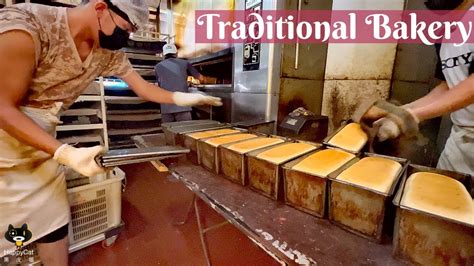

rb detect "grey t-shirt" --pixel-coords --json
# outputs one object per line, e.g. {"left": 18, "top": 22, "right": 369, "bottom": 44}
{"left": 438, "top": 41, "right": 474, "bottom": 128}
{"left": 155, "top": 58, "right": 201, "bottom": 114}
{"left": 435, "top": 7, "right": 474, "bottom": 128}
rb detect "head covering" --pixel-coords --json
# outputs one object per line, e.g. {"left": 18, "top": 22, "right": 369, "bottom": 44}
{"left": 163, "top": 43, "right": 178, "bottom": 56}
{"left": 106, "top": 0, "right": 149, "bottom": 30}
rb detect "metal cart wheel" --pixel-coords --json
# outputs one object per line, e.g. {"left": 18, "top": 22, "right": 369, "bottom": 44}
{"left": 102, "top": 235, "right": 118, "bottom": 248}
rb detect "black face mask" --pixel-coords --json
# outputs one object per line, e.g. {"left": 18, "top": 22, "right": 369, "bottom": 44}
{"left": 425, "top": 0, "right": 464, "bottom": 10}
{"left": 99, "top": 26, "right": 129, "bottom": 50}
{"left": 98, "top": 12, "right": 130, "bottom": 51}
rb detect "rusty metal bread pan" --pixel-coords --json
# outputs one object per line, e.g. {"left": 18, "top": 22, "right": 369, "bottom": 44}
{"left": 326, "top": 153, "right": 408, "bottom": 243}
{"left": 195, "top": 129, "right": 253, "bottom": 169}
{"left": 164, "top": 122, "right": 231, "bottom": 146}
{"left": 282, "top": 146, "right": 352, "bottom": 218}
{"left": 219, "top": 136, "right": 287, "bottom": 186}
{"left": 392, "top": 164, "right": 474, "bottom": 265}
{"left": 323, "top": 120, "right": 368, "bottom": 154}
{"left": 163, "top": 120, "right": 221, "bottom": 145}
{"left": 246, "top": 142, "right": 320, "bottom": 201}
{"left": 167, "top": 123, "right": 234, "bottom": 163}
{"left": 184, "top": 128, "right": 247, "bottom": 160}
{"left": 180, "top": 127, "right": 246, "bottom": 164}
{"left": 197, "top": 133, "right": 260, "bottom": 174}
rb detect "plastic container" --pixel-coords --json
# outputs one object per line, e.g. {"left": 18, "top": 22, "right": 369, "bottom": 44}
{"left": 67, "top": 168, "right": 125, "bottom": 246}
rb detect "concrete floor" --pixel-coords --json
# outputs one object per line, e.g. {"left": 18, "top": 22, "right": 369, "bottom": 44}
{"left": 69, "top": 163, "right": 278, "bottom": 265}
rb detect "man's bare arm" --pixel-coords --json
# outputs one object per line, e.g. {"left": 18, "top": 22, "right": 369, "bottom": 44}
{"left": 404, "top": 81, "right": 449, "bottom": 110}
{"left": 120, "top": 70, "right": 175, "bottom": 103}
{"left": 411, "top": 75, "right": 474, "bottom": 121}
{"left": 0, "top": 31, "right": 62, "bottom": 155}
{"left": 121, "top": 69, "right": 222, "bottom": 107}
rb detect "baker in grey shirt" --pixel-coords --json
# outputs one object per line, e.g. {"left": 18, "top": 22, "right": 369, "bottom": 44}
{"left": 155, "top": 43, "right": 211, "bottom": 122}
{"left": 357, "top": 0, "right": 474, "bottom": 175}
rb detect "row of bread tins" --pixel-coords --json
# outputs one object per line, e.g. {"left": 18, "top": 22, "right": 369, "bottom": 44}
{"left": 182, "top": 123, "right": 473, "bottom": 265}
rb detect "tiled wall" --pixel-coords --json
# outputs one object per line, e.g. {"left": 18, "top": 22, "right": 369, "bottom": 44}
{"left": 321, "top": 0, "right": 405, "bottom": 131}
{"left": 321, "top": 0, "right": 444, "bottom": 166}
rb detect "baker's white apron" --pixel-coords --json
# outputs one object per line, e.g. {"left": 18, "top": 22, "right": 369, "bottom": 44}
{"left": 438, "top": 124, "right": 474, "bottom": 176}
{"left": 0, "top": 104, "right": 70, "bottom": 256}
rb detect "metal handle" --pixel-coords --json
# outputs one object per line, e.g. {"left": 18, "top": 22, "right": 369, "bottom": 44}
{"left": 95, "top": 155, "right": 104, "bottom": 167}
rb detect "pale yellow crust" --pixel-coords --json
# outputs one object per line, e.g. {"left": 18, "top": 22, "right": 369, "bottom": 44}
{"left": 187, "top": 129, "right": 240, "bottom": 140}
{"left": 292, "top": 149, "right": 355, "bottom": 177}
{"left": 227, "top": 138, "right": 285, "bottom": 154}
{"left": 256, "top": 143, "right": 316, "bottom": 164}
{"left": 205, "top": 134, "right": 257, "bottom": 147}
{"left": 328, "top": 123, "right": 368, "bottom": 152}
{"left": 337, "top": 157, "right": 402, "bottom": 193}
{"left": 401, "top": 172, "right": 474, "bottom": 225}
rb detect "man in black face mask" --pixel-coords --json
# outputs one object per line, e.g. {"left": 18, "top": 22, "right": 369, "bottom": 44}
{"left": 96, "top": 1, "right": 132, "bottom": 50}
{"left": 0, "top": 0, "right": 221, "bottom": 264}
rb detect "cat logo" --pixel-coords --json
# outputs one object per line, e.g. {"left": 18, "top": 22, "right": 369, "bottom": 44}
{"left": 4, "top": 224, "right": 32, "bottom": 248}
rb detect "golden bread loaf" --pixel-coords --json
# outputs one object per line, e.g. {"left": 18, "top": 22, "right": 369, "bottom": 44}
{"left": 328, "top": 123, "right": 368, "bottom": 152}
{"left": 401, "top": 172, "right": 474, "bottom": 225}
{"left": 292, "top": 149, "right": 355, "bottom": 177}
{"left": 337, "top": 157, "right": 402, "bottom": 193}
{"left": 256, "top": 143, "right": 315, "bottom": 164}
{"left": 205, "top": 134, "right": 257, "bottom": 147}
{"left": 227, "top": 138, "right": 285, "bottom": 154}
{"left": 188, "top": 128, "right": 240, "bottom": 139}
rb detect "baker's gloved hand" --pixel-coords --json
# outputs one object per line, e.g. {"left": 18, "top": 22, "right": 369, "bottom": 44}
{"left": 173, "top": 92, "right": 223, "bottom": 107}
{"left": 54, "top": 144, "right": 105, "bottom": 178}
{"left": 373, "top": 117, "right": 401, "bottom": 141}
{"left": 372, "top": 107, "right": 420, "bottom": 141}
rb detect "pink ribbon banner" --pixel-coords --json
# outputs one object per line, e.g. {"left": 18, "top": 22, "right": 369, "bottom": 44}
{"left": 195, "top": 10, "right": 474, "bottom": 45}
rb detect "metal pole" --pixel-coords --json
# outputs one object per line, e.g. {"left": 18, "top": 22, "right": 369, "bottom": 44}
{"left": 195, "top": 198, "right": 211, "bottom": 266}
{"left": 99, "top": 77, "right": 109, "bottom": 151}
{"left": 294, "top": 0, "right": 302, "bottom": 69}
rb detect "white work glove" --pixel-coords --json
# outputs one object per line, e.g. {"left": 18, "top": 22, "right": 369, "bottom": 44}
{"left": 173, "top": 92, "right": 223, "bottom": 107}
{"left": 54, "top": 144, "right": 105, "bottom": 178}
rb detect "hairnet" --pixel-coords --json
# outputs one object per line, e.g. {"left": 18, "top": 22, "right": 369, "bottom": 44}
{"left": 110, "top": 0, "right": 149, "bottom": 29}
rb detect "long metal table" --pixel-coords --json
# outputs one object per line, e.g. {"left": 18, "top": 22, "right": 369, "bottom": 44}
{"left": 169, "top": 162, "right": 400, "bottom": 265}
{"left": 134, "top": 135, "right": 401, "bottom": 265}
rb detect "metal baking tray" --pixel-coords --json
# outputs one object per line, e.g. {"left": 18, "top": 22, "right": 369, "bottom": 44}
{"left": 392, "top": 164, "right": 474, "bottom": 265}
{"left": 197, "top": 133, "right": 260, "bottom": 174}
{"left": 231, "top": 120, "right": 275, "bottom": 135}
{"left": 96, "top": 146, "right": 190, "bottom": 167}
{"left": 246, "top": 141, "right": 320, "bottom": 200}
{"left": 281, "top": 147, "right": 356, "bottom": 218}
{"left": 219, "top": 135, "right": 287, "bottom": 186}
{"left": 161, "top": 119, "right": 219, "bottom": 130}
{"left": 162, "top": 120, "right": 227, "bottom": 146}
{"left": 326, "top": 153, "right": 408, "bottom": 242}
{"left": 162, "top": 120, "right": 220, "bottom": 145}
{"left": 323, "top": 121, "right": 368, "bottom": 154}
